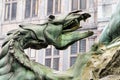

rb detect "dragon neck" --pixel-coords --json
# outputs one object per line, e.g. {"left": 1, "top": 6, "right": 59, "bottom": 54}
{"left": 8, "top": 36, "right": 53, "bottom": 79}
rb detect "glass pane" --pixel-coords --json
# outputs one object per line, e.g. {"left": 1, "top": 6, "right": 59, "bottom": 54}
{"left": 11, "top": 2, "right": 17, "bottom": 20}
{"left": 4, "top": 3, "right": 10, "bottom": 21}
{"left": 47, "top": 0, "right": 53, "bottom": 15}
{"left": 70, "top": 57, "right": 76, "bottom": 67}
{"left": 55, "top": 0, "right": 61, "bottom": 14}
{"left": 45, "top": 58, "right": 51, "bottom": 67}
{"left": 80, "top": 0, "right": 86, "bottom": 9}
{"left": 25, "top": 0, "right": 31, "bottom": 18}
{"left": 53, "top": 58, "right": 59, "bottom": 70}
{"left": 71, "top": 42, "right": 77, "bottom": 54}
{"left": 71, "top": 0, "right": 78, "bottom": 11}
{"left": 45, "top": 48, "right": 51, "bottom": 56}
{"left": 54, "top": 48, "right": 59, "bottom": 56}
{"left": 79, "top": 39, "right": 86, "bottom": 52}
{"left": 32, "top": 0, "right": 38, "bottom": 17}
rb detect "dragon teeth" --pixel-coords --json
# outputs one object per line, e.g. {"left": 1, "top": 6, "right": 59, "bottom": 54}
{"left": 75, "top": 19, "right": 78, "bottom": 23}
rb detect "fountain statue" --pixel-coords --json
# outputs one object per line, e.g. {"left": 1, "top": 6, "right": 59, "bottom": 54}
{"left": 1, "top": 0, "right": 120, "bottom": 79}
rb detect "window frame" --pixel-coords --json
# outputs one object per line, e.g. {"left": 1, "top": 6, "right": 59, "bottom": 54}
{"left": 53, "top": 58, "right": 59, "bottom": 70}
{"left": 71, "top": 42, "right": 78, "bottom": 55}
{"left": 79, "top": 39, "right": 86, "bottom": 52}
{"left": 44, "top": 46, "right": 60, "bottom": 70}
{"left": 71, "top": 0, "right": 87, "bottom": 11}
{"left": 45, "top": 58, "right": 52, "bottom": 67}
{"left": 70, "top": 56, "right": 77, "bottom": 67}
{"left": 69, "top": 39, "right": 87, "bottom": 67}
{"left": 69, "top": 42, "right": 78, "bottom": 67}
{"left": 45, "top": 48, "right": 52, "bottom": 56}
{"left": 53, "top": 47, "right": 59, "bottom": 56}
{"left": 24, "top": 0, "right": 39, "bottom": 19}
{"left": 4, "top": 0, "right": 17, "bottom": 21}
{"left": 46, "top": 0, "right": 61, "bottom": 15}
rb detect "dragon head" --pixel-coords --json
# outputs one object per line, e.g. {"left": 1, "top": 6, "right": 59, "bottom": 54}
{"left": 62, "top": 11, "right": 91, "bottom": 33}
{"left": 47, "top": 10, "right": 91, "bottom": 33}
{"left": 44, "top": 10, "right": 93, "bottom": 49}
{"left": 7, "top": 10, "right": 93, "bottom": 50}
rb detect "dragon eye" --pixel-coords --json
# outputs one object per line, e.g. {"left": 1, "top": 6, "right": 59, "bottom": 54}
{"left": 48, "top": 15, "right": 55, "bottom": 20}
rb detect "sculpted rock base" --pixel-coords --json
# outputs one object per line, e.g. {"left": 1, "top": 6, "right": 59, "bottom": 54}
{"left": 76, "top": 44, "right": 120, "bottom": 80}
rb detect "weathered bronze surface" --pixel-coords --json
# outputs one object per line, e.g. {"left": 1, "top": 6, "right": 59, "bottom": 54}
{"left": 1, "top": 0, "right": 120, "bottom": 79}
{"left": 0, "top": 10, "right": 93, "bottom": 80}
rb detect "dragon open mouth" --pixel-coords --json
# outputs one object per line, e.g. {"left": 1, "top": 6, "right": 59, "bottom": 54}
{"left": 62, "top": 19, "right": 80, "bottom": 33}
{"left": 62, "top": 13, "right": 91, "bottom": 33}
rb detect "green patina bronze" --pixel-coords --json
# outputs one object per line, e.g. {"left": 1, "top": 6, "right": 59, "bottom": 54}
{"left": 0, "top": 10, "right": 93, "bottom": 80}
{"left": 2, "top": 0, "right": 120, "bottom": 78}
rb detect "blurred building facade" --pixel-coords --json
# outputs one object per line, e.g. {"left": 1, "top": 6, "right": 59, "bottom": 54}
{"left": 97, "top": 0, "right": 118, "bottom": 39}
{"left": 0, "top": 0, "right": 118, "bottom": 71}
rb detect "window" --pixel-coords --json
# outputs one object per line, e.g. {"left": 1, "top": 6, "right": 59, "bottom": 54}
{"left": 79, "top": 39, "right": 86, "bottom": 52}
{"left": 70, "top": 42, "right": 78, "bottom": 67}
{"left": 54, "top": 48, "right": 59, "bottom": 56}
{"left": 44, "top": 47, "right": 60, "bottom": 70}
{"left": 70, "top": 57, "right": 77, "bottom": 67}
{"left": 4, "top": 0, "right": 17, "bottom": 21}
{"left": 45, "top": 58, "right": 51, "bottom": 67}
{"left": 47, "top": 0, "right": 61, "bottom": 15}
{"left": 80, "top": 0, "right": 86, "bottom": 9}
{"left": 45, "top": 48, "right": 52, "bottom": 56}
{"left": 71, "top": 42, "right": 77, "bottom": 54}
{"left": 47, "top": 0, "right": 53, "bottom": 15}
{"left": 71, "top": 0, "right": 86, "bottom": 11}
{"left": 71, "top": 0, "right": 78, "bottom": 11}
{"left": 53, "top": 58, "right": 59, "bottom": 70}
{"left": 25, "top": 0, "right": 39, "bottom": 18}
{"left": 55, "top": 0, "right": 61, "bottom": 14}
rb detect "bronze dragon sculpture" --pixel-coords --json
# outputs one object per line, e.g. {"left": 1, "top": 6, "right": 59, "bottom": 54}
{"left": 1, "top": 0, "right": 120, "bottom": 79}
{"left": 0, "top": 10, "right": 93, "bottom": 80}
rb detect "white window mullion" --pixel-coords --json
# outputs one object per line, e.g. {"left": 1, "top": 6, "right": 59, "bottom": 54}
{"left": 58, "top": 0, "right": 60, "bottom": 11}
{"left": 78, "top": 0, "right": 80, "bottom": 10}
{"left": 53, "top": 0, "right": 55, "bottom": 14}
{"left": 30, "top": 0, "right": 33, "bottom": 18}
{"left": 5, "top": 4, "right": 8, "bottom": 20}
{"left": 9, "top": 2, "right": 12, "bottom": 20}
